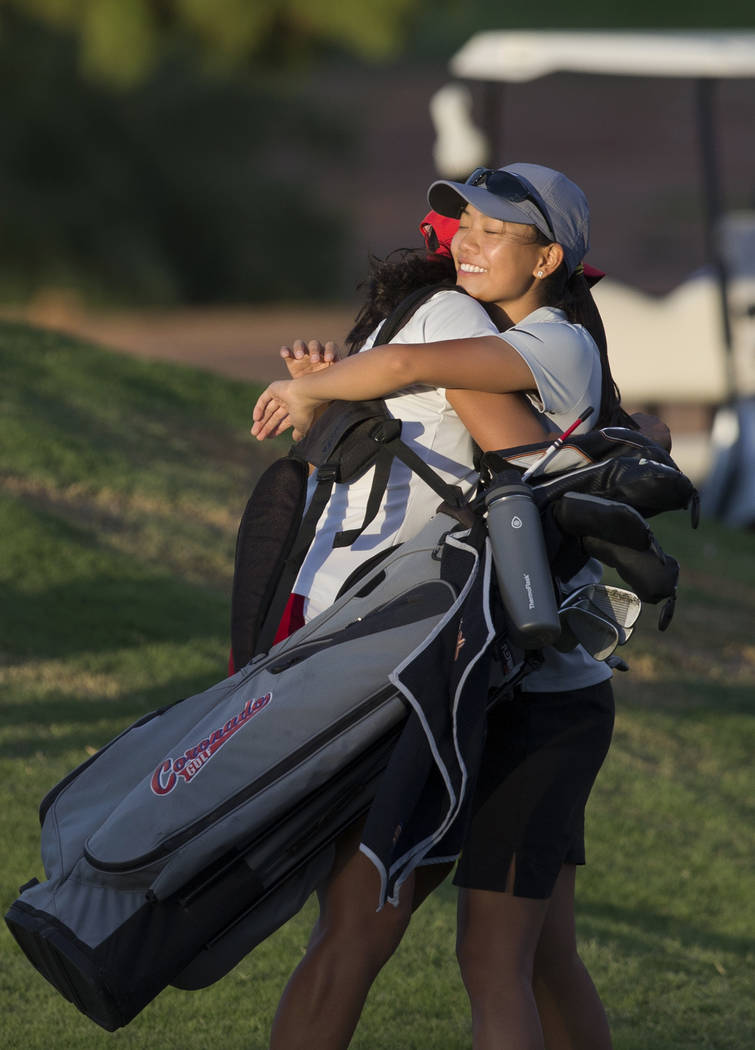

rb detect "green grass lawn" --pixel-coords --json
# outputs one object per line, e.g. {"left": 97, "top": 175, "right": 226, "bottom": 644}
{"left": 1, "top": 321, "right": 753, "bottom": 1049}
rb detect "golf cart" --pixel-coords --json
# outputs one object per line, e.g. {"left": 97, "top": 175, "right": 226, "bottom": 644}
{"left": 434, "top": 30, "right": 755, "bottom": 524}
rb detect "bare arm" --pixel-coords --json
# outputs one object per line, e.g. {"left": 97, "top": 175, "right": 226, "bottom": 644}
{"left": 447, "top": 390, "right": 546, "bottom": 451}
{"left": 252, "top": 335, "right": 535, "bottom": 439}
{"left": 296, "top": 336, "right": 533, "bottom": 400}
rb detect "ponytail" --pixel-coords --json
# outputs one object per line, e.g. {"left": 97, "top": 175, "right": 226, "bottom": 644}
{"left": 543, "top": 264, "right": 638, "bottom": 430}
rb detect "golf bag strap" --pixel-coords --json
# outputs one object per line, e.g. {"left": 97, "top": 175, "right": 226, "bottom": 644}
{"left": 368, "top": 281, "right": 462, "bottom": 349}
{"left": 380, "top": 428, "right": 464, "bottom": 505}
{"left": 333, "top": 446, "right": 395, "bottom": 548}
{"left": 333, "top": 419, "right": 464, "bottom": 548}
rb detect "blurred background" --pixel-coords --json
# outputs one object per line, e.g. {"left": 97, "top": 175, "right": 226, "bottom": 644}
{"left": 1, "top": 1, "right": 754, "bottom": 493}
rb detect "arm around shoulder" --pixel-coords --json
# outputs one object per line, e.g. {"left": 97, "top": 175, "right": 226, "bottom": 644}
{"left": 253, "top": 334, "right": 539, "bottom": 440}
{"left": 323, "top": 334, "right": 536, "bottom": 399}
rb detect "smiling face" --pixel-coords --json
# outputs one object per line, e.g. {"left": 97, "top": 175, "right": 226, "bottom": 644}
{"left": 451, "top": 204, "right": 561, "bottom": 323}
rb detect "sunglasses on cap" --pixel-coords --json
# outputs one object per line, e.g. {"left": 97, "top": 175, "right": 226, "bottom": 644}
{"left": 465, "top": 168, "right": 556, "bottom": 241}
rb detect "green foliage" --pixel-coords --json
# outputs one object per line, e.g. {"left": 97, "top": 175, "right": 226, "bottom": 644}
{"left": 1, "top": 324, "right": 754, "bottom": 1048}
{"left": 0, "top": 10, "right": 351, "bottom": 305}
{"left": 1, "top": 0, "right": 419, "bottom": 84}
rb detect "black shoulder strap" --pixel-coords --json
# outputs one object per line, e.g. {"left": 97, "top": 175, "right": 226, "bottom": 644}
{"left": 332, "top": 418, "right": 464, "bottom": 548}
{"left": 368, "top": 281, "right": 466, "bottom": 351}
{"left": 255, "top": 463, "right": 340, "bottom": 654}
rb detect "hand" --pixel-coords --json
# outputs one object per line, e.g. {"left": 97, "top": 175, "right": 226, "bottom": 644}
{"left": 280, "top": 338, "right": 340, "bottom": 379}
{"left": 252, "top": 380, "right": 320, "bottom": 442}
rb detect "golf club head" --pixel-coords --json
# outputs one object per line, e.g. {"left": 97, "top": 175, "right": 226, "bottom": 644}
{"left": 554, "top": 604, "right": 620, "bottom": 661}
{"left": 616, "top": 623, "right": 634, "bottom": 645}
{"left": 571, "top": 596, "right": 635, "bottom": 642}
{"left": 560, "top": 584, "right": 641, "bottom": 629}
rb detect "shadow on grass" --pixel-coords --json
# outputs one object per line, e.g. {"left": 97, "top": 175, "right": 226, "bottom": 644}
{"left": 3, "top": 490, "right": 233, "bottom": 655}
{"left": 578, "top": 898, "right": 755, "bottom": 961}
{"left": 614, "top": 673, "right": 755, "bottom": 720}
{"left": 1, "top": 572, "right": 229, "bottom": 660}
{"left": 16, "top": 381, "right": 260, "bottom": 489}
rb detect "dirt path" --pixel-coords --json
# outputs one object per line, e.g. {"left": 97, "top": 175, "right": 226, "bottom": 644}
{"left": 4, "top": 301, "right": 357, "bottom": 385}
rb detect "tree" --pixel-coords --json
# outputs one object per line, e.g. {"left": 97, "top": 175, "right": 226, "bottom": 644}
{"left": 0, "top": 8, "right": 356, "bottom": 304}
{"left": 1, "top": 0, "right": 420, "bottom": 86}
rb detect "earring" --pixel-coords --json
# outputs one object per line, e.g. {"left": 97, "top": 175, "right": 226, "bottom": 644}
{"left": 537, "top": 270, "right": 544, "bottom": 278}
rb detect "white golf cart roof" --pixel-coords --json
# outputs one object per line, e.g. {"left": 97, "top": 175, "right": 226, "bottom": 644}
{"left": 449, "top": 29, "right": 755, "bottom": 82}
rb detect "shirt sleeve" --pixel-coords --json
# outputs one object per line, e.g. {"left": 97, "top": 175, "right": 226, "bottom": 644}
{"left": 414, "top": 290, "right": 499, "bottom": 343}
{"left": 361, "top": 290, "right": 497, "bottom": 352}
{"left": 498, "top": 320, "right": 601, "bottom": 418}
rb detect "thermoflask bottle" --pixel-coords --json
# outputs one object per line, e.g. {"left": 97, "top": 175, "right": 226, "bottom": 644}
{"left": 485, "top": 469, "right": 561, "bottom": 649}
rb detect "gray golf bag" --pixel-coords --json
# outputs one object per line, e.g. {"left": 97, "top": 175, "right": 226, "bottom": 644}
{"left": 5, "top": 424, "right": 698, "bottom": 1031}
{"left": 5, "top": 510, "right": 497, "bottom": 1031}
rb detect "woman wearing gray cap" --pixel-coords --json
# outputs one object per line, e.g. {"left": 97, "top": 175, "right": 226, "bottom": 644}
{"left": 255, "top": 164, "right": 619, "bottom": 1050}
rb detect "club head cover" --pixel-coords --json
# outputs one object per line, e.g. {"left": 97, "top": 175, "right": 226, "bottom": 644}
{"left": 532, "top": 457, "right": 698, "bottom": 520}
{"left": 581, "top": 534, "right": 680, "bottom": 604}
{"left": 605, "top": 652, "right": 630, "bottom": 672}
{"left": 551, "top": 492, "right": 652, "bottom": 551}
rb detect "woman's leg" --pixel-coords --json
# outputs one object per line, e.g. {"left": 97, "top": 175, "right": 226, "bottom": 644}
{"left": 269, "top": 825, "right": 410, "bottom": 1050}
{"left": 269, "top": 821, "right": 451, "bottom": 1050}
{"left": 453, "top": 681, "right": 615, "bottom": 1049}
{"left": 456, "top": 871, "right": 550, "bottom": 1050}
{"left": 533, "top": 864, "right": 612, "bottom": 1050}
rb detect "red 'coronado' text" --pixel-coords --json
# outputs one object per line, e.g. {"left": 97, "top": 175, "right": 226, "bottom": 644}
{"left": 150, "top": 692, "right": 272, "bottom": 796}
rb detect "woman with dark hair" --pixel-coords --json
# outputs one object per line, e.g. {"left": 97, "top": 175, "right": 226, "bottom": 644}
{"left": 254, "top": 164, "right": 622, "bottom": 1050}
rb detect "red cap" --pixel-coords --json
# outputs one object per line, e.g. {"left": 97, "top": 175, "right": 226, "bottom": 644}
{"left": 582, "top": 263, "right": 605, "bottom": 287}
{"left": 419, "top": 210, "right": 459, "bottom": 257}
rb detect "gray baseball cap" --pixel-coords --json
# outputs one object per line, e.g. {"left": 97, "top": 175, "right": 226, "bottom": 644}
{"left": 427, "top": 162, "right": 590, "bottom": 275}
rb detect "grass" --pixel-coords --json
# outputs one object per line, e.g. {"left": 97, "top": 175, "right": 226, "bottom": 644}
{"left": 1, "top": 321, "right": 754, "bottom": 1049}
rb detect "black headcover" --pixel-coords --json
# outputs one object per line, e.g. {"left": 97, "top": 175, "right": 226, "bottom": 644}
{"left": 551, "top": 492, "right": 652, "bottom": 551}
{"left": 484, "top": 427, "right": 698, "bottom": 523}
{"left": 548, "top": 490, "right": 679, "bottom": 608}
{"left": 581, "top": 535, "right": 680, "bottom": 606}
{"left": 482, "top": 427, "right": 698, "bottom": 620}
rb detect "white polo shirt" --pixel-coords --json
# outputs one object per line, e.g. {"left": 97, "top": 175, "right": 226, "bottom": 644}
{"left": 295, "top": 289, "right": 497, "bottom": 618}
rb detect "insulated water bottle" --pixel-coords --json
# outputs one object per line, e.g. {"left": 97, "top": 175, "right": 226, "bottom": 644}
{"left": 485, "top": 469, "right": 561, "bottom": 649}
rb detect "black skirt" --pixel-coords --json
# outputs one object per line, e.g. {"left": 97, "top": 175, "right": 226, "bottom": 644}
{"left": 453, "top": 679, "right": 615, "bottom": 899}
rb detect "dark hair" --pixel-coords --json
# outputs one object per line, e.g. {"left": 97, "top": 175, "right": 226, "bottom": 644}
{"left": 345, "top": 250, "right": 456, "bottom": 353}
{"left": 537, "top": 233, "right": 638, "bottom": 430}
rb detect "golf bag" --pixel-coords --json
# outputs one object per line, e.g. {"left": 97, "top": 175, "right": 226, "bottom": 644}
{"left": 5, "top": 509, "right": 495, "bottom": 1031}
{"left": 5, "top": 417, "right": 698, "bottom": 1032}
